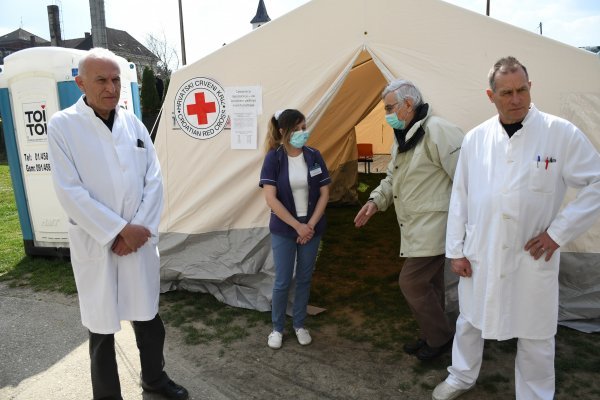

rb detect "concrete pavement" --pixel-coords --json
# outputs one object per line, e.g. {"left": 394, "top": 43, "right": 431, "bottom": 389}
{"left": 0, "top": 283, "right": 225, "bottom": 400}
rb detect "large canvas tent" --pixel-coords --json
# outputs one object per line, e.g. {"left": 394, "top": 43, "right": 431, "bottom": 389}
{"left": 155, "top": 0, "right": 600, "bottom": 329}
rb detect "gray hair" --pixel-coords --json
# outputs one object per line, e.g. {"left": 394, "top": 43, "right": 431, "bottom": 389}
{"left": 78, "top": 47, "right": 120, "bottom": 77}
{"left": 381, "top": 79, "right": 423, "bottom": 107}
{"left": 488, "top": 56, "right": 529, "bottom": 92}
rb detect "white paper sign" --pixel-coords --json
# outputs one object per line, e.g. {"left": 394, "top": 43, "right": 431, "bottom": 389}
{"left": 226, "top": 86, "right": 262, "bottom": 149}
{"left": 231, "top": 113, "right": 257, "bottom": 150}
{"left": 226, "top": 86, "right": 262, "bottom": 115}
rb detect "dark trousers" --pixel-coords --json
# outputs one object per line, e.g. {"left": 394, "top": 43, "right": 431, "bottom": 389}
{"left": 89, "top": 314, "right": 169, "bottom": 400}
{"left": 399, "top": 255, "right": 454, "bottom": 347}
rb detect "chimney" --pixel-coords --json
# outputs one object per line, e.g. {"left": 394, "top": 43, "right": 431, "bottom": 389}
{"left": 89, "top": 0, "right": 108, "bottom": 48}
{"left": 47, "top": 5, "right": 63, "bottom": 47}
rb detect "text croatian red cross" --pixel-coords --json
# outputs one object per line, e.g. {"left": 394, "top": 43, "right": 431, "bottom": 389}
{"left": 187, "top": 92, "right": 216, "bottom": 125}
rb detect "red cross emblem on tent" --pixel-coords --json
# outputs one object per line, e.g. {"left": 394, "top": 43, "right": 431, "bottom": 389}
{"left": 173, "top": 77, "right": 228, "bottom": 140}
{"left": 187, "top": 92, "right": 216, "bottom": 125}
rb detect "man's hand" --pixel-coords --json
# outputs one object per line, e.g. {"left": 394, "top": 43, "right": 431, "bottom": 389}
{"left": 354, "top": 201, "right": 378, "bottom": 227}
{"left": 451, "top": 257, "right": 472, "bottom": 278}
{"left": 524, "top": 232, "right": 559, "bottom": 261}
{"left": 119, "top": 224, "right": 151, "bottom": 252}
{"left": 111, "top": 235, "right": 133, "bottom": 256}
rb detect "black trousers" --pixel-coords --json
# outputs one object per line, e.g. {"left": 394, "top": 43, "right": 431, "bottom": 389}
{"left": 89, "top": 313, "right": 169, "bottom": 400}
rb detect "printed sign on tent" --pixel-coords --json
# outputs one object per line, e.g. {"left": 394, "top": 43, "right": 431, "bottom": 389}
{"left": 230, "top": 113, "right": 258, "bottom": 149}
{"left": 226, "top": 86, "right": 262, "bottom": 115}
{"left": 226, "top": 86, "right": 262, "bottom": 150}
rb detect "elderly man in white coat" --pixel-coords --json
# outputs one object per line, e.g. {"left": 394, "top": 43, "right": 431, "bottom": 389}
{"left": 432, "top": 56, "right": 600, "bottom": 400}
{"left": 48, "top": 48, "right": 188, "bottom": 400}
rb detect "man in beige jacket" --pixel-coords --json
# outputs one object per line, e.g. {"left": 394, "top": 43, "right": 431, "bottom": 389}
{"left": 354, "top": 79, "right": 464, "bottom": 361}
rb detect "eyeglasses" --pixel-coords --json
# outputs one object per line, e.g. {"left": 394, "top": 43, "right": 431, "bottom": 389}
{"left": 384, "top": 102, "right": 399, "bottom": 113}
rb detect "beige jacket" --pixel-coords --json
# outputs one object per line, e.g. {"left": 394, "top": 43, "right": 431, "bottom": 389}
{"left": 370, "top": 107, "right": 464, "bottom": 257}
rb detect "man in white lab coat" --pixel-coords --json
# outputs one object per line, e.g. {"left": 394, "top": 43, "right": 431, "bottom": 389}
{"left": 432, "top": 56, "right": 600, "bottom": 400}
{"left": 48, "top": 48, "right": 188, "bottom": 400}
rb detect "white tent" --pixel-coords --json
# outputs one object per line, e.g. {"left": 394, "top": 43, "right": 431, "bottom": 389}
{"left": 155, "top": 0, "right": 600, "bottom": 328}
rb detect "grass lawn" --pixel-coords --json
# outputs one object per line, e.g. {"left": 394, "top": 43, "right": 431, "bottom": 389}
{"left": 1, "top": 163, "right": 599, "bottom": 398}
{"left": 0, "top": 164, "right": 23, "bottom": 274}
{"left": 0, "top": 164, "right": 75, "bottom": 293}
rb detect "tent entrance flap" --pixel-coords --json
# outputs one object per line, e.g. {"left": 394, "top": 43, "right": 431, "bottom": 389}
{"left": 308, "top": 49, "right": 389, "bottom": 204}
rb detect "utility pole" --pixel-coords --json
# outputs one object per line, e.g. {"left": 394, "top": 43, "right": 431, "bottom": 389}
{"left": 178, "top": 0, "right": 187, "bottom": 65}
{"left": 486, "top": 0, "right": 490, "bottom": 16}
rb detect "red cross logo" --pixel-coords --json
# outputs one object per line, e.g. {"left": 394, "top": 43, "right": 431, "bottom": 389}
{"left": 187, "top": 92, "right": 216, "bottom": 125}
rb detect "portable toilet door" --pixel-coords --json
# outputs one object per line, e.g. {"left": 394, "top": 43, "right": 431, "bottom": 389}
{"left": 0, "top": 47, "right": 140, "bottom": 257}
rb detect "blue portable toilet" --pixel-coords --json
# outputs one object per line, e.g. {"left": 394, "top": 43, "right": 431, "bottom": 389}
{"left": 0, "top": 47, "right": 141, "bottom": 257}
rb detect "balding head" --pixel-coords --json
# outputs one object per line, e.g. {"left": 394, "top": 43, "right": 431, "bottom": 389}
{"left": 75, "top": 48, "right": 121, "bottom": 119}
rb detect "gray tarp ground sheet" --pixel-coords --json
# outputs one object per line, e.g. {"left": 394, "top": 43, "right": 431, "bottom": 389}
{"left": 160, "top": 230, "right": 600, "bottom": 333}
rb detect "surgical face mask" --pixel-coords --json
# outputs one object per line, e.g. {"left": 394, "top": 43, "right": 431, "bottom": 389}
{"left": 290, "top": 130, "right": 310, "bottom": 148}
{"left": 385, "top": 113, "right": 406, "bottom": 130}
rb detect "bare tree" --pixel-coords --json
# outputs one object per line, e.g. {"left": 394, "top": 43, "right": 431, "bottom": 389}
{"left": 145, "top": 31, "right": 179, "bottom": 80}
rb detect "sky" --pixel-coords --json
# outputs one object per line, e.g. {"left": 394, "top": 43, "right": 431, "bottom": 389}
{"left": 1, "top": 0, "right": 599, "bottom": 68}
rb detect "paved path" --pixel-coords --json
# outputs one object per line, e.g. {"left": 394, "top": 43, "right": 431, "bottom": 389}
{"left": 0, "top": 283, "right": 225, "bottom": 400}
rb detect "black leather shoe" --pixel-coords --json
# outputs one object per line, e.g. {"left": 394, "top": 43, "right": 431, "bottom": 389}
{"left": 403, "top": 338, "right": 426, "bottom": 355}
{"left": 141, "top": 379, "right": 189, "bottom": 400}
{"left": 416, "top": 337, "right": 453, "bottom": 361}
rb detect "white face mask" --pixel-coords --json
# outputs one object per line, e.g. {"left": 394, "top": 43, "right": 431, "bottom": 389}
{"left": 290, "top": 130, "right": 310, "bottom": 148}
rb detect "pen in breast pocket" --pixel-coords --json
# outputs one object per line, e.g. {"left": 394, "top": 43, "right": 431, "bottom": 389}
{"left": 537, "top": 155, "right": 540, "bottom": 168}
{"left": 545, "top": 157, "right": 557, "bottom": 170}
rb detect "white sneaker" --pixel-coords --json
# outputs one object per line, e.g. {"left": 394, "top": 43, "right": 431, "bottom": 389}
{"left": 432, "top": 381, "right": 473, "bottom": 400}
{"left": 267, "top": 331, "right": 282, "bottom": 349}
{"left": 294, "top": 327, "right": 312, "bottom": 345}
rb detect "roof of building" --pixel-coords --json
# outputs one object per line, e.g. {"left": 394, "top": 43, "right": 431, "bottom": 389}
{"left": 62, "top": 35, "right": 92, "bottom": 50}
{"left": 250, "top": 0, "right": 271, "bottom": 24}
{"left": 106, "top": 28, "right": 157, "bottom": 59}
{"left": 0, "top": 26, "right": 156, "bottom": 61}
{"left": 0, "top": 28, "right": 50, "bottom": 44}
{"left": 60, "top": 28, "right": 157, "bottom": 60}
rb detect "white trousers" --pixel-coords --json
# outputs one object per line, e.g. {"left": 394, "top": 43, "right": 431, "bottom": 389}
{"left": 445, "top": 314, "right": 555, "bottom": 400}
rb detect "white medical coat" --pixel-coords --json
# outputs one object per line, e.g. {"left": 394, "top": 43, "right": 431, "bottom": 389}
{"left": 48, "top": 97, "right": 163, "bottom": 334}
{"left": 446, "top": 105, "right": 600, "bottom": 340}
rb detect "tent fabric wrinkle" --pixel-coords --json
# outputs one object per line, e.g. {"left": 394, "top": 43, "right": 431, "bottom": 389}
{"left": 159, "top": 229, "right": 274, "bottom": 311}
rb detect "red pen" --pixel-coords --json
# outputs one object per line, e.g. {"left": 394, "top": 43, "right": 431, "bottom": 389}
{"left": 545, "top": 157, "right": 549, "bottom": 170}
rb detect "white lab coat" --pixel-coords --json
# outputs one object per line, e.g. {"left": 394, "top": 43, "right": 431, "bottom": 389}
{"left": 446, "top": 105, "right": 600, "bottom": 340}
{"left": 48, "top": 97, "right": 163, "bottom": 334}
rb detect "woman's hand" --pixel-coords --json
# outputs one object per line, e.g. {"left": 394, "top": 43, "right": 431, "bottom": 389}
{"left": 296, "top": 223, "right": 314, "bottom": 245}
